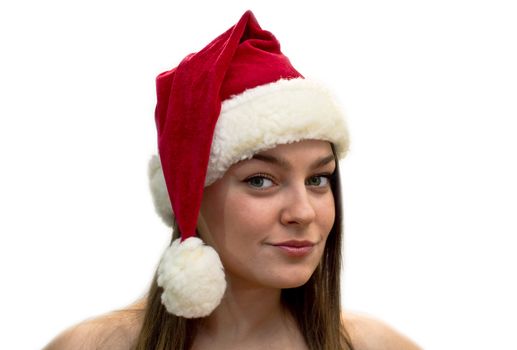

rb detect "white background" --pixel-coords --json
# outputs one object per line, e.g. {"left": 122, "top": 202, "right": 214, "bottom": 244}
{"left": 1, "top": 1, "right": 516, "bottom": 349}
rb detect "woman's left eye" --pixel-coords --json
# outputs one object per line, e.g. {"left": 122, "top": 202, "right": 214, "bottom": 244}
{"left": 306, "top": 175, "right": 330, "bottom": 187}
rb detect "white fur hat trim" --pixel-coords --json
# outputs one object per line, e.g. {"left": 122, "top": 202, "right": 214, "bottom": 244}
{"left": 148, "top": 155, "right": 174, "bottom": 226}
{"left": 148, "top": 78, "right": 349, "bottom": 226}
{"left": 206, "top": 78, "right": 349, "bottom": 185}
{"left": 157, "top": 237, "right": 226, "bottom": 318}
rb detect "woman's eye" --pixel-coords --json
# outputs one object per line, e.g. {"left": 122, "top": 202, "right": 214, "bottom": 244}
{"left": 246, "top": 176, "right": 275, "bottom": 189}
{"left": 306, "top": 175, "right": 330, "bottom": 187}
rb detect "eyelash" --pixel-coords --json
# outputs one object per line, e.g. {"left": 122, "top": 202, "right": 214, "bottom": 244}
{"left": 243, "top": 173, "right": 333, "bottom": 190}
{"left": 244, "top": 173, "right": 276, "bottom": 189}
{"left": 306, "top": 174, "right": 332, "bottom": 187}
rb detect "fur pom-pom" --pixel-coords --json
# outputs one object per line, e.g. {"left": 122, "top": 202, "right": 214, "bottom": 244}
{"left": 148, "top": 155, "right": 174, "bottom": 227}
{"left": 157, "top": 237, "right": 226, "bottom": 318}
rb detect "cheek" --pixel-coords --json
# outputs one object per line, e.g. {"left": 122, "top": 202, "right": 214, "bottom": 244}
{"left": 316, "top": 194, "right": 335, "bottom": 235}
{"left": 203, "top": 190, "right": 278, "bottom": 248}
{"left": 221, "top": 193, "right": 278, "bottom": 239}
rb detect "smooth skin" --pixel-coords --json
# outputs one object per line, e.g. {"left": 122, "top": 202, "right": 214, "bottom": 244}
{"left": 44, "top": 140, "right": 421, "bottom": 350}
{"left": 193, "top": 140, "right": 336, "bottom": 349}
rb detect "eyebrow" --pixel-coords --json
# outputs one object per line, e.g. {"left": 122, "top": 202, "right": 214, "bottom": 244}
{"left": 251, "top": 153, "right": 335, "bottom": 170}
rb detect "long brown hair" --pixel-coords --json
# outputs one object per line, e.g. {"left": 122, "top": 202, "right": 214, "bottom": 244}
{"left": 134, "top": 146, "right": 353, "bottom": 350}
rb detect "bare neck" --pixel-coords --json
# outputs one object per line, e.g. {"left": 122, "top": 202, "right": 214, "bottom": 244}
{"left": 195, "top": 280, "right": 304, "bottom": 348}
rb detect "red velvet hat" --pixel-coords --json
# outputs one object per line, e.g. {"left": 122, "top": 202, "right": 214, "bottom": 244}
{"left": 149, "top": 10, "right": 349, "bottom": 318}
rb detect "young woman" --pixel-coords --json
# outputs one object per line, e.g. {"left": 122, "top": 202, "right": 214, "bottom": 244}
{"left": 45, "top": 10, "right": 421, "bottom": 350}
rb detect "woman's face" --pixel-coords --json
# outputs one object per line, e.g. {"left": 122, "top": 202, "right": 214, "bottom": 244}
{"left": 198, "top": 140, "right": 336, "bottom": 290}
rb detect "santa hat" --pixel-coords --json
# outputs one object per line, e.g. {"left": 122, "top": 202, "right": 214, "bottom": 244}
{"left": 150, "top": 10, "right": 349, "bottom": 318}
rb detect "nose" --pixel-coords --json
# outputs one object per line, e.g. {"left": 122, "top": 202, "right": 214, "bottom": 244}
{"left": 280, "top": 184, "right": 316, "bottom": 226}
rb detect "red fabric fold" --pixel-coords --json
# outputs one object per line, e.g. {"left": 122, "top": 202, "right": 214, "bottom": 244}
{"left": 155, "top": 10, "right": 302, "bottom": 239}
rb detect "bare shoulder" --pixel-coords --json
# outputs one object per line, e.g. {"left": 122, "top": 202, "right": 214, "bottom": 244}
{"left": 43, "top": 300, "right": 145, "bottom": 350}
{"left": 342, "top": 311, "right": 422, "bottom": 350}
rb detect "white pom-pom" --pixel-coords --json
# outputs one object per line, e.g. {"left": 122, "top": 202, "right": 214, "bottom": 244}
{"left": 157, "top": 237, "right": 226, "bottom": 318}
{"left": 148, "top": 155, "right": 174, "bottom": 227}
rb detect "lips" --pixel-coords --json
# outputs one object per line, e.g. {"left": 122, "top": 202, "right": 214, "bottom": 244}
{"left": 272, "top": 240, "right": 315, "bottom": 248}
{"left": 270, "top": 240, "right": 316, "bottom": 257}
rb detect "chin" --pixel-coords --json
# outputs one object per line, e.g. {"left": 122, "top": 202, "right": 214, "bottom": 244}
{"left": 269, "top": 267, "right": 316, "bottom": 289}
{"left": 279, "top": 279, "right": 311, "bottom": 289}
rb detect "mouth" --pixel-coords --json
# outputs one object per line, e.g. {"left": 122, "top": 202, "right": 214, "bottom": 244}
{"left": 269, "top": 240, "right": 316, "bottom": 257}
{"left": 272, "top": 240, "right": 315, "bottom": 248}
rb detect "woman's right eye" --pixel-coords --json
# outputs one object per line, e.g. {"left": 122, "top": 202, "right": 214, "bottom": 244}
{"left": 245, "top": 175, "right": 275, "bottom": 189}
